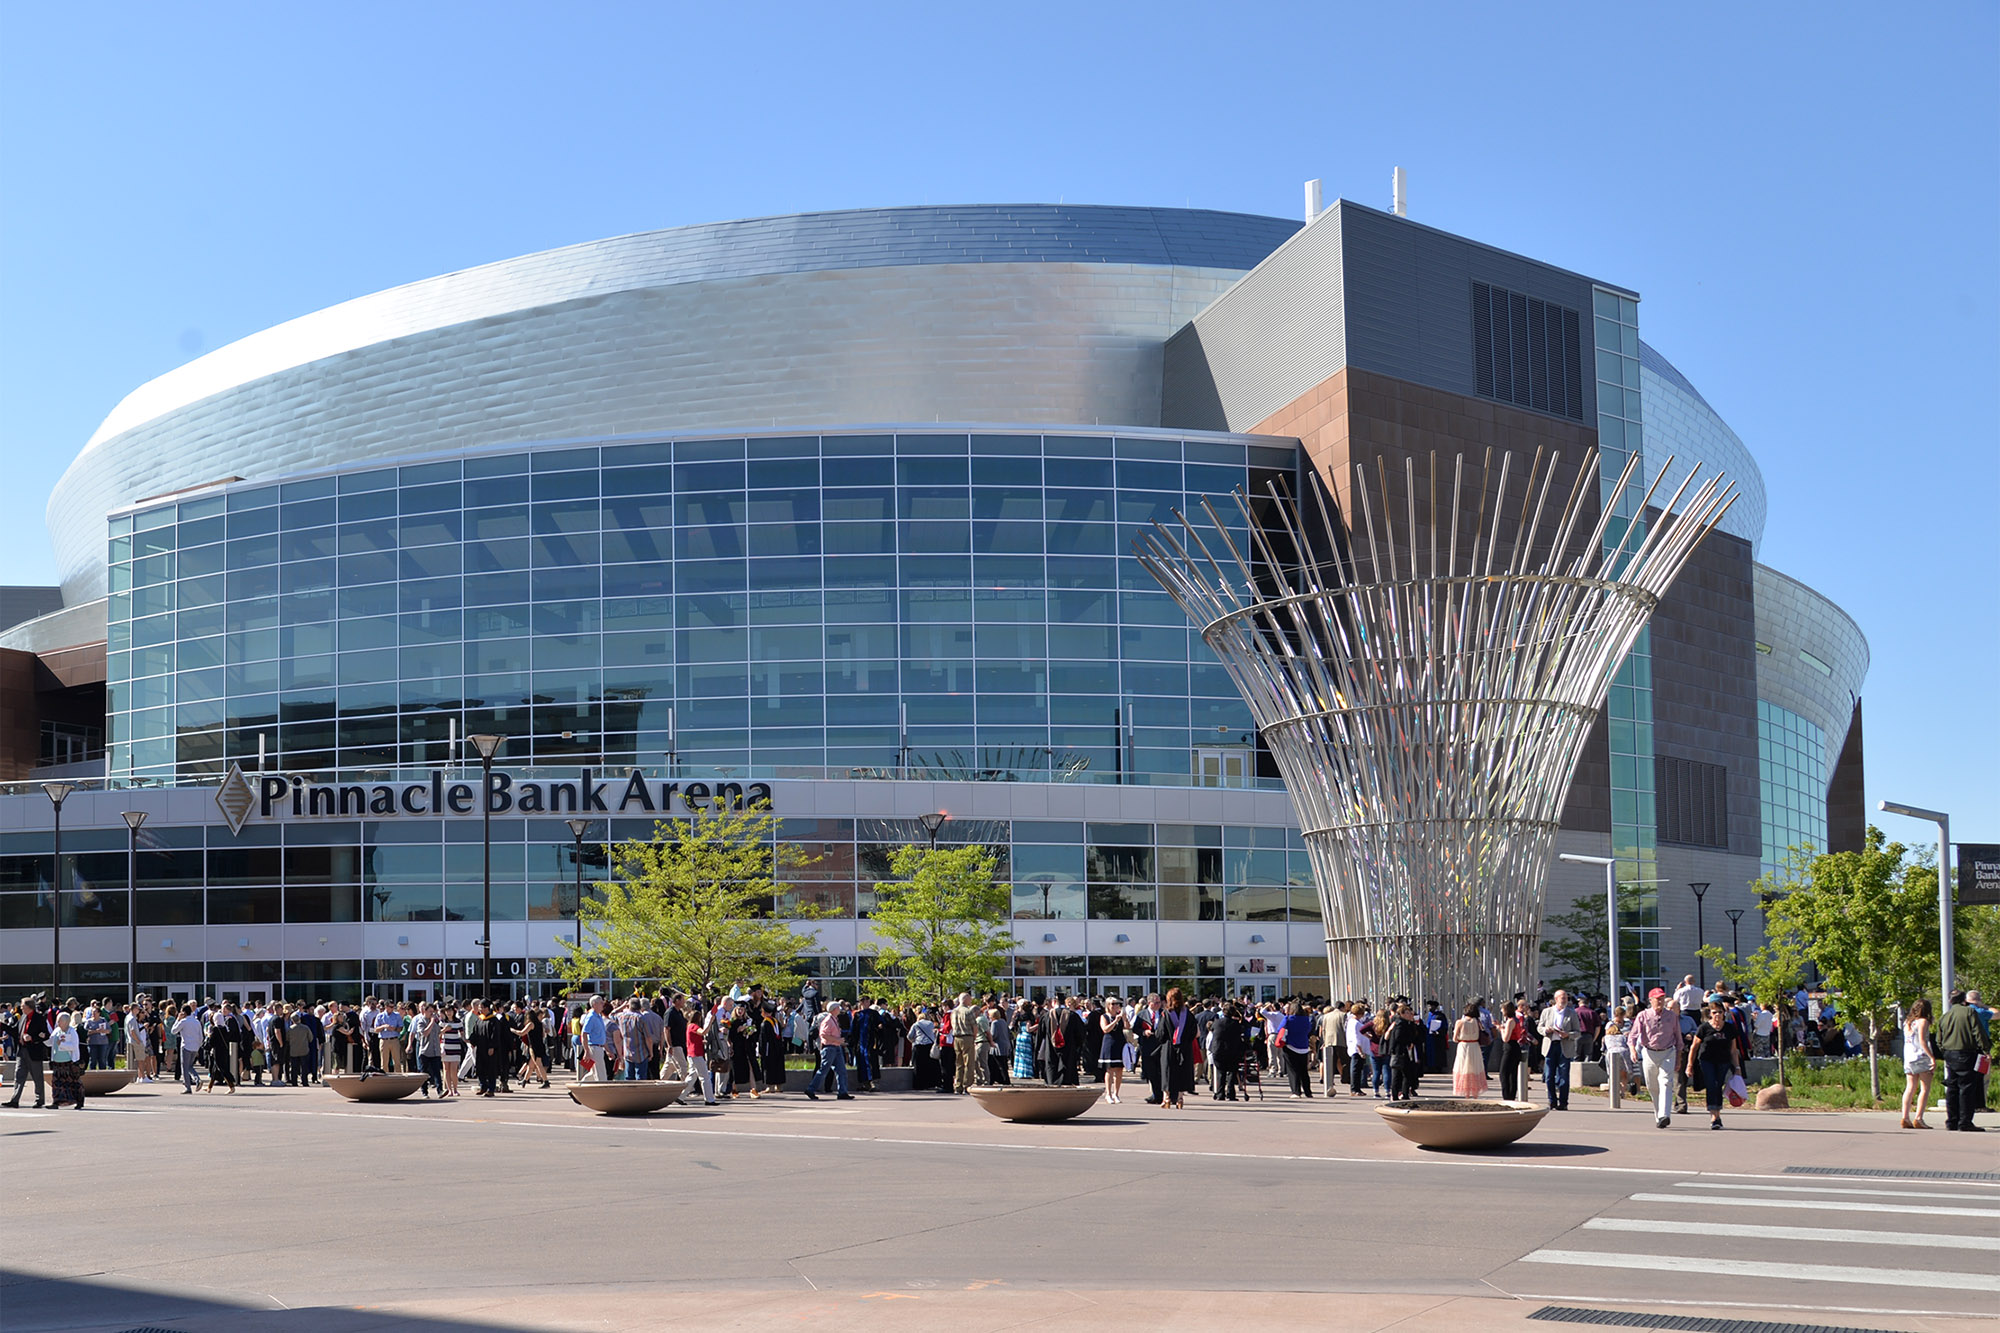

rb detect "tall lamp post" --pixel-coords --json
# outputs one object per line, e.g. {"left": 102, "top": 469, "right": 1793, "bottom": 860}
{"left": 468, "top": 734, "right": 505, "bottom": 1003}
{"left": 1723, "top": 908, "right": 1744, "bottom": 965}
{"left": 1688, "top": 883, "right": 1710, "bottom": 986}
{"left": 42, "top": 782, "right": 76, "bottom": 998}
{"left": 1879, "top": 800, "right": 1953, "bottom": 1000}
{"left": 918, "top": 811, "right": 949, "bottom": 850}
{"left": 566, "top": 817, "right": 594, "bottom": 997}
{"left": 122, "top": 810, "right": 147, "bottom": 1004}
{"left": 1558, "top": 851, "right": 1621, "bottom": 1109}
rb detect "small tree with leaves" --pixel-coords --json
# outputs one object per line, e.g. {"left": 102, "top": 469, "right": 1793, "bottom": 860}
{"left": 867, "top": 844, "right": 1014, "bottom": 1008}
{"left": 1756, "top": 827, "right": 1943, "bottom": 1103}
{"left": 555, "top": 800, "right": 820, "bottom": 997}
{"left": 1698, "top": 859, "right": 1811, "bottom": 1089}
{"left": 1541, "top": 876, "right": 1654, "bottom": 998}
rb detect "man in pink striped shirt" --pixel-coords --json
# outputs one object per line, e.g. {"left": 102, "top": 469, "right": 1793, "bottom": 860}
{"left": 1627, "top": 987, "right": 1684, "bottom": 1128}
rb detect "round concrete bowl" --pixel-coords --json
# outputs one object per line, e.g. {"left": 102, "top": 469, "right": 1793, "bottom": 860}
{"left": 968, "top": 1084, "right": 1104, "bottom": 1123}
{"left": 78, "top": 1069, "right": 141, "bottom": 1096}
{"left": 326, "top": 1073, "right": 430, "bottom": 1103}
{"left": 567, "top": 1079, "right": 691, "bottom": 1116}
{"left": 1375, "top": 1098, "right": 1551, "bottom": 1150}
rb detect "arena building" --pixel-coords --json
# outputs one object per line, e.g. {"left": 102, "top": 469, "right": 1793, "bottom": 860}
{"left": 0, "top": 197, "right": 1867, "bottom": 1006}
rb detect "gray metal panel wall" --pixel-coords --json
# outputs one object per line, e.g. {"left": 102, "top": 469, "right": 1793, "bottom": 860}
{"left": 1161, "top": 200, "right": 1620, "bottom": 434}
{"left": 1337, "top": 204, "right": 1601, "bottom": 424}
{"left": 1161, "top": 209, "right": 1344, "bottom": 432}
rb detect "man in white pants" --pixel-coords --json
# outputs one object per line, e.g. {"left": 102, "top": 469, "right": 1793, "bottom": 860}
{"left": 580, "top": 996, "right": 612, "bottom": 1082}
{"left": 1626, "top": 987, "right": 1683, "bottom": 1128}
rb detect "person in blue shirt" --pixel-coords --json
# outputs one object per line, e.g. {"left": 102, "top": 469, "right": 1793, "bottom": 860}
{"left": 580, "top": 997, "right": 611, "bottom": 1082}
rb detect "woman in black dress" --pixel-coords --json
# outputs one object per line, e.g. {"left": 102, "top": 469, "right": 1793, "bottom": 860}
{"left": 513, "top": 1005, "right": 550, "bottom": 1087}
{"left": 728, "top": 1001, "right": 755, "bottom": 1097}
{"left": 1159, "top": 988, "right": 1198, "bottom": 1110}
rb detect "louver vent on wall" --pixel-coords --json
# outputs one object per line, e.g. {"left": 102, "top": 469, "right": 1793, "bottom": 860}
{"left": 1471, "top": 281, "right": 1585, "bottom": 421}
{"left": 1656, "top": 754, "right": 1729, "bottom": 850}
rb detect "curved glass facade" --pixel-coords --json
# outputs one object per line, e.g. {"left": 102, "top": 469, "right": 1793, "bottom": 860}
{"left": 1757, "top": 698, "right": 1828, "bottom": 878}
{"left": 106, "top": 429, "right": 1298, "bottom": 787}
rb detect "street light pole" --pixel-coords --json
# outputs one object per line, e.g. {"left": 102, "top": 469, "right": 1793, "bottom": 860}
{"left": 42, "top": 782, "right": 75, "bottom": 998}
{"left": 1558, "top": 852, "right": 1621, "bottom": 1111}
{"left": 566, "top": 817, "right": 593, "bottom": 997}
{"left": 1688, "top": 883, "right": 1710, "bottom": 986}
{"left": 1724, "top": 908, "right": 1744, "bottom": 965}
{"left": 122, "top": 810, "right": 148, "bottom": 1004}
{"left": 468, "top": 735, "right": 505, "bottom": 1004}
{"left": 1879, "top": 800, "right": 1953, "bottom": 1000}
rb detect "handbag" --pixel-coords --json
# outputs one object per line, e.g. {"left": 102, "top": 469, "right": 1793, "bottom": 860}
{"left": 1725, "top": 1072, "right": 1747, "bottom": 1108}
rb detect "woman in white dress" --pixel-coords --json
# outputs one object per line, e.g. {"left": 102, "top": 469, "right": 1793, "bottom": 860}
{"left": 1451, "top": 1001, "right": 1488, "bottom": 1098}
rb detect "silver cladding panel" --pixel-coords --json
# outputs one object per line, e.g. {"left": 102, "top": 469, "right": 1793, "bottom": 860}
{"left": 1754, "top": 562, "right": 1870, "bottom": 742}
{"left": 53, "top": 263, "right": 1246, "bottom": 603}
{"left": 1640, "top": 341, "right": 1767, "bottom": 555}
{"left": 51, "top": 205, "right": 1301, "bottom": 604}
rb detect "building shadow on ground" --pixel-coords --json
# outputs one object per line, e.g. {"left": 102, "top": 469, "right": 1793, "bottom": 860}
{"left": 0, "top": 1269, "right": 528, "bottom": 1333}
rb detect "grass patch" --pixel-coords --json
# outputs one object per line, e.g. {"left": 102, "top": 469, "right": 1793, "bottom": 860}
{"left": 1751, "top": 1055, "right": 1999, "bottom": 1111}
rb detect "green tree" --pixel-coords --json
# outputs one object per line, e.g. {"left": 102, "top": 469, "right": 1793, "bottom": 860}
{"left": 1757, "top": 826, "right": 1945, "bottom": 1102}
{"left": 1698, "top": 856, "right": 1812, "bottom": 1089}
{"left": 866, "top": 844, "right": 1014, "bottom": 1008}
{"left": 555, "top": 802, "right": 820, "bottom": 996}
{"left": 1540, "top": 877, "right": 1647, "bottom": 996}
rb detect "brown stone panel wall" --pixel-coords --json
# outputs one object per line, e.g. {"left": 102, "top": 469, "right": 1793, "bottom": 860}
{"left": 1648, "top": 525, "right": 1760, "bottom": 857}
{"left": 0, "top": 648, "right": 40, "bottom": 781}
{"left": 1249, "top": 366, "right": 1613, "bottom": 834}
{"left": 1826, "top": 697, "right": 1866, "bottom": 855}
{"left": 36, "top": 641, "right": 106, "bottom": 690}
{"left": 1252, "top": 367, "right": 1602, "bottom": 582}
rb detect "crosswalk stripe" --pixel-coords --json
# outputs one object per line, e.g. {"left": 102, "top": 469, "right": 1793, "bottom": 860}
{"left": 1674, "top": 1180, "right": 2000, "bottom": 1202}
{"left": 1582, "top": 1217, "right": 2000, "bottom": 1251}
{"left": 1628, "top": 1192, "right": 2000, "bottom": 1219}
{"left": 1523, "top": 1249, "right": 2000, "bottom": 1291}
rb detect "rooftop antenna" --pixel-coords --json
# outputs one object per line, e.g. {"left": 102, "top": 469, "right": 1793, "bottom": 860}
{"left": 1304, "top": 178, "right": 1323, "bottom": 223}
{"left": 1392, "top": 167, "right": 1408, "bottom": 218}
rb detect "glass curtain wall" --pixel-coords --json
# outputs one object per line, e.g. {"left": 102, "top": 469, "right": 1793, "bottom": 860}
{"left": 103, "top": 431, "right": 1289, "bottom": 788}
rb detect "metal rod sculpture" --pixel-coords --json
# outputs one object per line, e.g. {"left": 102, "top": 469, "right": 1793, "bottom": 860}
{"left": 1137, "top": 448, "right": 1735, "bottom": 1007}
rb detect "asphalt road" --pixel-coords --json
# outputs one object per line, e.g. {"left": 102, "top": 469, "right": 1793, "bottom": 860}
{"left": 1, "top": 1078, "right": 1994, "bottom": 1332}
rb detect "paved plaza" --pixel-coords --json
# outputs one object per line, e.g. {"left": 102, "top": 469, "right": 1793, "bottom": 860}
{"left": 2, "top": 1078, "right": 1995, "bottom": 1332}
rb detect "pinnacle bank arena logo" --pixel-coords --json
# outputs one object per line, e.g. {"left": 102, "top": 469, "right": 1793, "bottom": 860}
{"left": 214, "top": 761, "right": 771, "bottom": 831}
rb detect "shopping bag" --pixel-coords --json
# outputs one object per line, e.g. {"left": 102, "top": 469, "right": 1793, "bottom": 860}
{"left": 1725, "top": 1072, "right": 1747, "bottom": 1108}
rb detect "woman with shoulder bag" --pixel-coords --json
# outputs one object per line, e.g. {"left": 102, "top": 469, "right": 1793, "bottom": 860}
{"left": 49, "top": 1011, "right": 86, "bottom": 1109}
{"left": 1899, "top": 998, "right": 1935, "bottom": 1129}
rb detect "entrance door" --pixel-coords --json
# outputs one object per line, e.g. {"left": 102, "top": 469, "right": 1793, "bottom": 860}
{"left": 1195, "top": 747, "right": 1249, "bottom": 788}
{"left": 1090, "top": 980, "right": 1151, "bottom": 1003}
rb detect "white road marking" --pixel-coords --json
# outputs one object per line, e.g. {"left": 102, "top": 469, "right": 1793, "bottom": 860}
{"left": 1522, "top": 1249, "right": 2000, "bottom": 1291}
{"left": 1628, "top": 1192, "right": 2000, "bottom": 1219}
{"left": 1672, "top": 1179, "right": 2000, "bottom": 1202}
{"left": 1582, "top": 1216, "right": 2000, "bottom": 1250}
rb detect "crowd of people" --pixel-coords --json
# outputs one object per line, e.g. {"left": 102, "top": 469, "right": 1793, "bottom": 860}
{"left": 1, "top": 980, "right": 1989, "bottom": 1131}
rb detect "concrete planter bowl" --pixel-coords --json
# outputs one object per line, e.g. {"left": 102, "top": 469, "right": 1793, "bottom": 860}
{"left": 326, "top": 1073, "right": 430, "bottom": 1103}
{"left": 567, "top": 1079, "right": 691, "bottom": 1116}
{"left": 968, "top": 1084, "right": 1104, "bottom": 1123}
{"left": 1375, "top": 1098, "right": 1551, "bottom": 1150}
{"left": 78, "top": 1070, "right": 141, "bottom": 1096}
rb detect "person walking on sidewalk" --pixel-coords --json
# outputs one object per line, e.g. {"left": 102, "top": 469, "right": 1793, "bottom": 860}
{"left": 1685, "top": 1000, "right": 1743, "bottom": 1130}
{"left": 1629, "top": 987, "right": 1684, "bottom": 1128}
{"left": 803, "top": 1000, "right": 853, "bottom": 1101}
{"left": 1539, "top": 990, "right": 1579, "bottom": 1111}
{"left": 1898, "top": 998, "right": 1935, "bottom": 1129}
{"left": 1936, "top": 990, "right": 1986, "bottom": 1132}
{"left": 4, "top": 997, "right": 51, "bottom": 1108}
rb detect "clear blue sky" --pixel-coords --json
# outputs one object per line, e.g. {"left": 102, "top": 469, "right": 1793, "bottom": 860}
{"left": 2, "top": 5, "right": 1994, "bottom": 841}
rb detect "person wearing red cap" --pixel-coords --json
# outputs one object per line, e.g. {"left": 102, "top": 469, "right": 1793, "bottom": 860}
{"left": 1626, "top": 987, "right": 1684, "bottom": 1128}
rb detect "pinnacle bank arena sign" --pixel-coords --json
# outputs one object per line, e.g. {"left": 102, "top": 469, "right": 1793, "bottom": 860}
{"left": 211, "top": 762, "right": 771, "bottom": 835}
